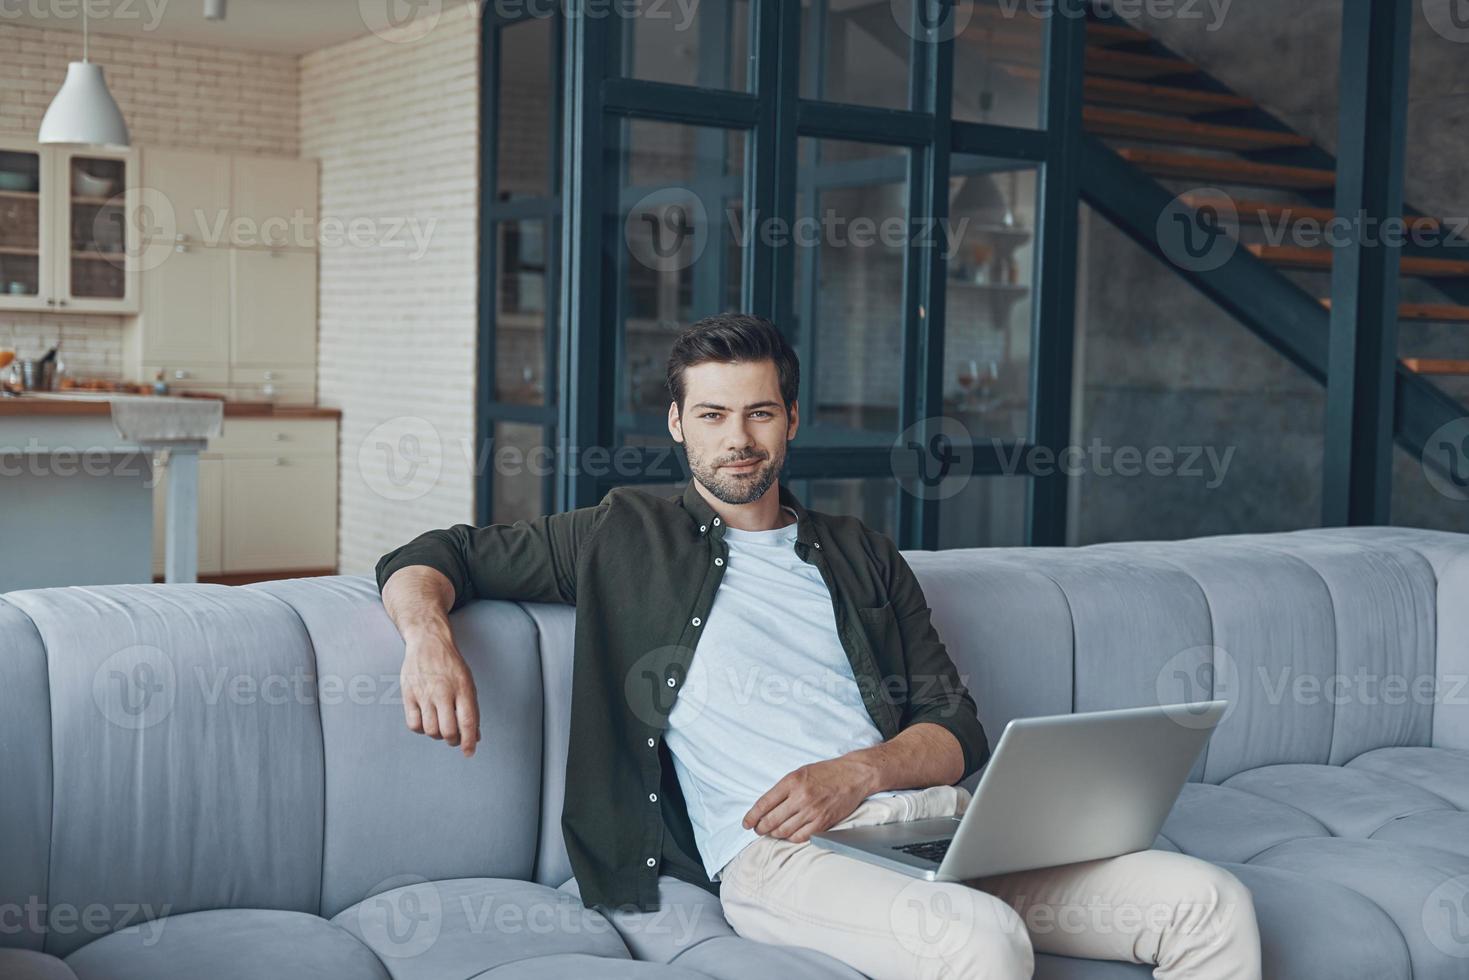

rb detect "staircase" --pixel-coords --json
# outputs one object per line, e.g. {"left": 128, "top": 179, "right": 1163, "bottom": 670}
{"left": 1068, "top": 11, "right": 1469, "bottom": 362}
{"left": 841, "top": 1, "right": 1467, "bottom": 468}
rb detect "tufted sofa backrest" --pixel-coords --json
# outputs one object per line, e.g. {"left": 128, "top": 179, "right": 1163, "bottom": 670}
{"left": 907, "top": 526, "right": 1469, "bottom": 788}
{"left": 4, "top": 526, "right": 1468, "bottom": 958}
{"left": 0, "top": 576, "right": 548, "bottom": 957}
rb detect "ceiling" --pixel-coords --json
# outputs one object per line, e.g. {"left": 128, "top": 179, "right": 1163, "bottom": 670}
{"left": 0, "top": 0, "right": 461, "bottom": 56}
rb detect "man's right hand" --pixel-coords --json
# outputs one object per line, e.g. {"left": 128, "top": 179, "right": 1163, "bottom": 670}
{"left": 400, "top": 622, "right": 481, "bottom": 757}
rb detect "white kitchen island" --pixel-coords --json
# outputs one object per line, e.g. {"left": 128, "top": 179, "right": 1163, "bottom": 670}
{"left": 0, "top": 392, "right": 223, "bottom": 592}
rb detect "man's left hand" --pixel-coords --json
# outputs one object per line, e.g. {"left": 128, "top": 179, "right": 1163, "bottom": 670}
{"left": 742, "top": 757, "right": 879, "bottom": 843}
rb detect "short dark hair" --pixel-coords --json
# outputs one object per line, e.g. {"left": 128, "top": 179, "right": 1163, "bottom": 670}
{"left": 665, "top": 313, "right": 800, "bottom": 414}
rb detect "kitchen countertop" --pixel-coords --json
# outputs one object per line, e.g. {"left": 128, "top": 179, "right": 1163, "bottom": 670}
{"left": 0, "top": 393, "right": 341, "bottom": 419}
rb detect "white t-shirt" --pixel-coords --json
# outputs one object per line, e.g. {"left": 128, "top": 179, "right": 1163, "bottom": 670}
{"left": 663, "top": 505, "right": 924, "bottom": 881}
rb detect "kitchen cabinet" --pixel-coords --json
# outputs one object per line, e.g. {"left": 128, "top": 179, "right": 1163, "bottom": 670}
{"left": 230, "top": 155, "right": 317, "bottom": 249}
{"left": 152, "top": 417, "right": 338, "bottom": 577}
{"left": 222, "top": 455, "right": 337, "bottom": 572}
{"left": 137, "top": 146, "right": 230, "bottom": 246}
{"left": 124, "top": 147, "right": 319, "bottom": 404}
{"left": 135, "top": 238, "right": 231, "bottom": 365}
{"left": 0, "top": 137, "right": 139, "bottom": 313}
{"left": 231, "top": 248, "right": 317, "bottom": 365}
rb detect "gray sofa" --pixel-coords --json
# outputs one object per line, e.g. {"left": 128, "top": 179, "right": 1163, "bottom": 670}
{"left": 2, "top": 525, "right": 1468, "bottom": 980}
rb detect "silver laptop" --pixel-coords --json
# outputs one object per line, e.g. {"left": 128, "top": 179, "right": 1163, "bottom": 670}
{"left": 811, "top": 701, "right": 1226, "bottom": 880}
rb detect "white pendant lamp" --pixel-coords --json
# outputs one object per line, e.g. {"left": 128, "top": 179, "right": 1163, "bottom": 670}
{"left": 38, "top": 0, "right": 130, "bottom": 147}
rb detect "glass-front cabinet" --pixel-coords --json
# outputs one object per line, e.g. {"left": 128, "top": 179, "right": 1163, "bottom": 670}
{"left": 0, "top": 137, "right": 138, "bottom": 313}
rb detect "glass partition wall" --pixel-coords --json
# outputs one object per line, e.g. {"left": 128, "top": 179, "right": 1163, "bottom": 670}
{"left": 480, "top": 1, "right": 1084, "bottom": 549}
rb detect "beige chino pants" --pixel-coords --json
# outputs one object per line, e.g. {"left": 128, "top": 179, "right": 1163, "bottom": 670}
{"left": 718, "top": 784, "right": 1261, "bottom": 980}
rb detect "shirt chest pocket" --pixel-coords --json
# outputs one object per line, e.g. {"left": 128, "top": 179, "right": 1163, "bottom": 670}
{"left": 857, "top": 599, "right": 899, "bottom": 643}
{"left": 854, "top": 600, "right": 901, "bottom": 666}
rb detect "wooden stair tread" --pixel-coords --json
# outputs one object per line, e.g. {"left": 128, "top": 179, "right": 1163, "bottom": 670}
{"left": 1086, "top": 107, "right": 1309, "bottom": 151}
{"left": 967, "top": 5, "right": 1151, "bottom": 46}
{"left": 1320, "top": 299, "right": 1469, "bottom": 322}
{"left": 1000, "top": 66, "right": 1254, "bottom": 115}
{"left": 1085, "top": 48, "right": 1197, "bottom": 80}
{"left": 1116, "top": 148, "right": 1335, "bottom": 189}
{"left": 1402, "top": 358, "right": 1469, "bottom": 374}
{"left": 1086, "top": 21, "right": 1153, "bottom": 46}
{"left": 1195, "top": 198, "right": 1441, "bottom": 233}
{"left": 1248, "top": 244, "right": 1469, "bottom": 277}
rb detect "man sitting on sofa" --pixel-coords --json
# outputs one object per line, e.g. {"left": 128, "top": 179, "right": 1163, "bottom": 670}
{"left": 374, "top": 313, "right": 1261, "bottom": 980}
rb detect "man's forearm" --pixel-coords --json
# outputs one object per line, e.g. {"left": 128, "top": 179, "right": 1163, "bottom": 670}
{"left": 840, "top": 722, "right": 966, "bottom": 794}
{"left": 382, "top": 565, "right": 457, "bottom": 640}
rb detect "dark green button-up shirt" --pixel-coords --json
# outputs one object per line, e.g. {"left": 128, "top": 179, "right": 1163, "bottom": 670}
{"left": 374, "top": 479, "right": 989, "bottom": 913}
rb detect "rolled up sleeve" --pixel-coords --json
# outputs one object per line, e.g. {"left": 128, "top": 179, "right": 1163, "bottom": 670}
{"left": 887, "top": 544, "right": 990, "bottom": 782}
{"left": 374, "top": 501, "right": 611, "bottom": 611}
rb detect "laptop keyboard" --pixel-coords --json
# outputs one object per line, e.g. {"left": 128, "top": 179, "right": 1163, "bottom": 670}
{"left": 894, "top": 837, "right": 953, "bottom": 864}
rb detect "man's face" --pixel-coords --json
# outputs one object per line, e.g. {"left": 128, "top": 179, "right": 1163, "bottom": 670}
{"left": 668, "top": 359, "right": 799, "bottom": 505}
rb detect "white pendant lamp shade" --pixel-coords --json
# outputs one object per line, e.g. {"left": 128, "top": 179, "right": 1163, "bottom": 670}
{"left": 39, "top": 62, "right": 130, "bottom": 147}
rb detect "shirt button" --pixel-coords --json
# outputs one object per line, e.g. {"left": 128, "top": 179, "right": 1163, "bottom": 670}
{"left": 712, "top": 518, "right": 721, "bottom": 526}
{"left": 691, "top": 616, "right": 701, "bottom": 626}
{"left": 699, "top": 524, "right": 707, "bottom": 533}
{"left": 646, "top": 857, "right": 656, "bottom": 867}
{"left": 647, "top": 737, "right": 656, "bottom": 747}
{"left": 814, "top": 541, "right": 822, "bottom": 549}
{"left": 649, "top": 792, "right": 658, "bottom": 802}
{"left": 666, "top": 677, "right": 676, "bottom": 687}
{"left": 714, "top": 557, "right": 724, "bottom": 566}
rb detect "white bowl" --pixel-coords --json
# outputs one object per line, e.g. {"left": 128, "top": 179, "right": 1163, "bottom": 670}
{"left": 71, "top": 168, "right": 116, "bottom": 198}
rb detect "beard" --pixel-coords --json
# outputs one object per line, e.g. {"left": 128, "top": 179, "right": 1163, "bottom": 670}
{"left": 685, "top": 440, "right": 783, "bottom": 505}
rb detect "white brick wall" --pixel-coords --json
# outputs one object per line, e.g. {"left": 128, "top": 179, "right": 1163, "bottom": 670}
{"left": 299, "top": 2, "right": 480, "bottom": 576}
{"left": 0, "top": 21, "right": 299, "bottom": 376}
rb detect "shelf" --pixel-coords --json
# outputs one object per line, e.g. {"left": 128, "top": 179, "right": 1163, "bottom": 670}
{"left": 71, "top": 195, "right": 125, "bottom": 206}
{"left": 947, "top": 280, "right": 1031, "bottom": 295}
{"left": 0, "top": 189, "right": 40, "bottom": 200}
{"left": 962, "top": 223, "right": 1034, "bottom": 246}
{"left": 0, "top": 246, "right": 39, "bottom": 256}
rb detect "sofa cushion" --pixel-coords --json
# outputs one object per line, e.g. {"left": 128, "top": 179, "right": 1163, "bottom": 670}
{"left": 2, "top": 584, "right": 326, "bottom": 958}
{"left": 64, "top": 909, "right": 388, "bottom": 980}
{"left": 1027, "top": 859, "right": 1413, "bottom": 980}
{"left": 1346, "top": 746, "right": 1469, "bottom": 809}
{"left": 668, "top": 935, "right": 866, "bottom": 979}
{"left": 1221, "top": 763, "right": 1457, "bottom": 838}
{"left": 0, "top": 950, "right": 79, "bottom": 980}
{"left": 1222, "top": 862, "right": 1411, "bottom": 980}
{"left": 468, "top": 954, "right": 709, "bottom": 978}
{"left": 1033, "top": 955, "right": 1149, "bottom": 979}
{"left": 1249, "top": 838, "right": 1469, "bottom": 979}
{"left": 333, "top": 877, "right": 628, "bottom": 980}
{"left": 555, "top": 875, "right": 732, "bottom": 963}
{"left": 1369, "top": 811, "right": 1469, "bottom": 857}
{"left": 249, "top": 577, "right": 545, "bottom": 919}
{"left": 556, "top": 874, "right": 863, "bottom": 977}
{"left": 1157, "top": 782, "right": 1329, "bottom": 863}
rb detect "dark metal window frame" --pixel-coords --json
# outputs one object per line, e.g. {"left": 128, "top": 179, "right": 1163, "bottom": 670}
{"left": 482, "top": 2, "right": 1086, "bottom": 548}
{"left": 476, "top": 5, "right": 565, "bottom": 524}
